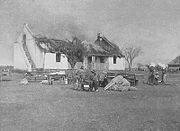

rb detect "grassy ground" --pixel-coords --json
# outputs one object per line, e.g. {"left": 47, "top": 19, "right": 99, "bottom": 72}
{"left": 0, "top": 73, "right": 180, "bottom": 131}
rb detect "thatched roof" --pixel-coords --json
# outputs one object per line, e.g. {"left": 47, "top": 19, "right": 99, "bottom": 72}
{"left": 82, "top": 41, "right": 110, "bottom": 56}
{"left": 34, "top": 36, "right": 69, "bottom": 53}
{"left": 24, "top": 24, "right": 124, "bottom": 57}
{"left": 34, "top": 35, "right": 124, "bottom": 57}
{"left": 22, "top": 24, "right": 69, "bottom": 53}
{"left": 94, "top": 34, "right": 124, "bottom": 57}
{"left": 168, "top": 55, "right": 180, "bottom": 65}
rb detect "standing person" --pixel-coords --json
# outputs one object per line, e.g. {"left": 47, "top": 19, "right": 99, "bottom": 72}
{"left": 154, "top": 71, "right": 159, "bottom": 85}
{"left": 103, "top": 73, "right": 108, "bottom": 87}
{"left": 90, "top": 70, "right": 99, "bottom": 91}
{"left": 147, "top": 65, "right": 155, "bottom": 85}
{"left": 161, "top": 67, "right": 167, "bottom": 84}
{"left": 84, "top": 69, "right": 93, "bottom": 91}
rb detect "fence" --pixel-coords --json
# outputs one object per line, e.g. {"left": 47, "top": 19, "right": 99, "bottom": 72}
{"left": 87, "top": 63, "right": 108, "bottom": 70}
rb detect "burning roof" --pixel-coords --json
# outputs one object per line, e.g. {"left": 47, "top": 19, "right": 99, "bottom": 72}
{"left": 24, "top": 24, "right": 124, "bottom": 57}
{"left": 34, "top": 36, "right": 69, "bottom": 53}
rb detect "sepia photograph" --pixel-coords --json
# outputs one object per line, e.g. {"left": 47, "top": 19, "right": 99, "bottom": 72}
{"left": 0, "top": 0, "right": 180, "bottom": 130}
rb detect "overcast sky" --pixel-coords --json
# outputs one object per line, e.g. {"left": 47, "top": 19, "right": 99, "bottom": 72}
{"left": 1, "top": 0, "right": 180, "bottom": 66}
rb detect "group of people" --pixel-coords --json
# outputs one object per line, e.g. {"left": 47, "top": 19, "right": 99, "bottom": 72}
{"left": 75, "top": 62, "right": 168, "bottom": 92}
{"left": 75, "top": 69, "right": 108, "bottom": 92}
{"left": 76, "top": 69, "right": 137, "bottom": 92}
{"left": 147, "top": 63, "right": 167, "bottom": 85}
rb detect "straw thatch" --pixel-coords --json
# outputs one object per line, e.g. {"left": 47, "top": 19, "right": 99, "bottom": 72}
{"left": 26, "top": 24, "right": 123, "bottom": 58}
{"left": 81, "top": 35, "right": 124, "bottom": 57}
{"left": 169, "top": 55, "right": 180, "bottom": 65}
{"left": 34, "top": 35, "right": 124, "bottom": 58}
{"left": 82, "top": 41, "right": 109, "bottom": 56}
{"left": 94, "top": 35, "right": 124, "bottom": 57}
{"left": 34, "top": 36, "right": 69, "bottom": 53}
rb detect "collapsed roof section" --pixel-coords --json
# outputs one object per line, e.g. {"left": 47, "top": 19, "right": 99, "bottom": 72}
{"left": 34, "top": 36, "right": 69, "bottom": 53}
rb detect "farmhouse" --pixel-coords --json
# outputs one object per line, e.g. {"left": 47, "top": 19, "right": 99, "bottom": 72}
{"left": 14, "top": 24, "right": 74, "bottom": 72}
{"left": 83, "top": 33, "right": 125, "bottom": 71}
{"left": 14, "top": 24, "right": 125, "bottom": 72}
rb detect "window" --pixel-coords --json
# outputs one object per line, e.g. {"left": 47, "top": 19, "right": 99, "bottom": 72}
{"left": 56, "top": 53, "right": 61, "bottom": 62}
{"left": 88, "top": 56, "right": 92, "bottom": 63}
{"left": 113, "top": 56, "right": 117, "bottom": 64}
{"left": 100, "top": 57, "right": 105, "bottom": 63}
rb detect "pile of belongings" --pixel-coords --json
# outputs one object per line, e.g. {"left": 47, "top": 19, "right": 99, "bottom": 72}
{"left": 150, "top": 62, "right": 156, "bottom": 67}
{"left": 157, "top": 63, "right": 167, "bottom": 84}
{"left": 147, "top": 62, "right": 167, "bottom": 85}
{"left": 157, "top": 63, "right": 167, "bottom": 70}
{"left": 40, "top": 80, "right": 52, "bottom": 85}
{"left": 104, "top": 75, "right": 137, "bottom": 91}
{"left": 74, "top": 69, "right": 99, "bottom": 91}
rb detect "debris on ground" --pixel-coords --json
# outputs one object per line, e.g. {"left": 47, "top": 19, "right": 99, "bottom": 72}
{"left": 40, "top": 80, "right": 49, "bottom": 85}
{"left": 20, "top": 78, "right": 28, "bottom": 85}
{"left": 40, "top": 79, "right": 54, "bottom": 85}
{"left": 104, "top": 75, "right": 137, "bottom": 91}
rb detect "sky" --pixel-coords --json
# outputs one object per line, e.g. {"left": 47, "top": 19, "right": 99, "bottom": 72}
{"left": 0, "top": 0, "right": 180, "bottom": 66}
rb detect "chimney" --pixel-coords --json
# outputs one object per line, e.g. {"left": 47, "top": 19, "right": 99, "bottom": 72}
{"left": 97, "top": 33, "right": 102, "bottom": 41}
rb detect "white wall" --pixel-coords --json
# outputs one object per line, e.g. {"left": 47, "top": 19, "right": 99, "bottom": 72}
{"left": 83, "top": 56, "right": 88, "bottom": 69}
{"left": 108, "top": 57, "right": 125, "bottom": 70}
{"left": 14, "top": 25, "right": 70, "bottom": 70}
{"left": 14, "top": 37, "right": 32, "bottom": 71}
{"left": 44, "top": 53, "right": 69, "bottom": 69}
{"left": 23, "top": 26, "right": 44, "bottom": 68}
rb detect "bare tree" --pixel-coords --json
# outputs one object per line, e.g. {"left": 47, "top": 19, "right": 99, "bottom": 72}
{"left": 122, "top": 46, "right": 142, "bottom": 71}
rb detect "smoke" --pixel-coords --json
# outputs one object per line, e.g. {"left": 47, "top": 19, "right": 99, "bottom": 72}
{"left": 0, "top": 0, "right": 93, "bottom": 65}
{"left": 1, "top": 0, "right": 180, "bottom": 65}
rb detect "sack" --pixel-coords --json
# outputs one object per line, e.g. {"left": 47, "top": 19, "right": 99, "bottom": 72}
{"left": 20, "top": 78, "right": 28, "bottom": 85}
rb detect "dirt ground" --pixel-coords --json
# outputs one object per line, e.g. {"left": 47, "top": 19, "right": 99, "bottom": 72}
{"left": 0, "top": 73, "right": 180, "bottom": 131}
